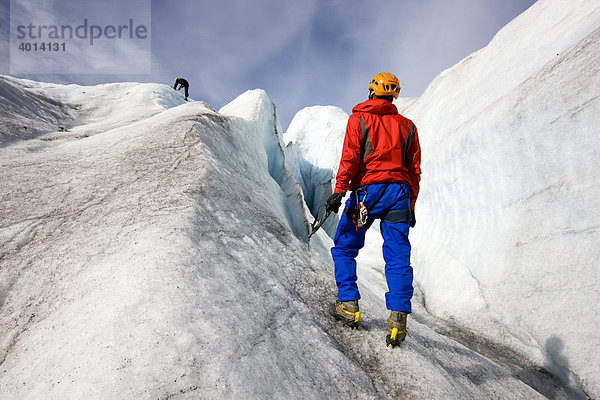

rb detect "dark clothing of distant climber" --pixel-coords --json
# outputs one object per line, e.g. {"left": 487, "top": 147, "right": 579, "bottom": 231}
{"left": 173, "top": 78, "right": 189, "bottom": 101}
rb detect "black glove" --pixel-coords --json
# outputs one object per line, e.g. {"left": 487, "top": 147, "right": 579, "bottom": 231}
{"left": 409, "top": 210, "right": 416, "bottom": 228}
{"left": 326, "top": 192, "right": 344, "bottom": 213}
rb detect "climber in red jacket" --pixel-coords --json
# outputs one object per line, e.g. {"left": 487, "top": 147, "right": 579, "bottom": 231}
{"left": 326, "top": 72, "right": 421, "bottom": 346}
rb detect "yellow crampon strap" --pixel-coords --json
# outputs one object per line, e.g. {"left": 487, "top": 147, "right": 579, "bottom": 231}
{"left": 388, "top": 326, "right": 407, "bottom": 339}
{"left": 337, "top": 303, "right": 361, "bottom": 323}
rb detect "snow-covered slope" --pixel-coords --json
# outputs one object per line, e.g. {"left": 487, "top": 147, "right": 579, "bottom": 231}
{"left": 0, "top": 75, "right": 187, "bottom": 145}
{"left": 287, "top": 0, "right": 600, "bottom": 397}
{"left": 0, "top": 78, "right": 556, "bottom": 399}
{"left": 0, "top": 76, "right": 72, "bottom": 144}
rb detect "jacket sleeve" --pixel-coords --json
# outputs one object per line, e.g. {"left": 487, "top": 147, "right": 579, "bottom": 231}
{"left": 334, "top": 114, "right": 362, "bottom": 193}
{"left": 408, "top": 125, "right": 421, "bottom": 209}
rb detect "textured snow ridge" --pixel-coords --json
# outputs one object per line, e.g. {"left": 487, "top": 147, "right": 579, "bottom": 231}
{"left": 398, "top": 0, "right": 600, "bottom": 396}
{"left": 0, "top": 80, "right": 552, "bottom": 399}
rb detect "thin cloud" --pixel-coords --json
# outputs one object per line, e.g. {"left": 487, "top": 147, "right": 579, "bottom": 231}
{"left": 8, "top": 0, "right": 151, "bottom": 75}
{"left": 1, "top": 0, "right": 537, "bottom": 127}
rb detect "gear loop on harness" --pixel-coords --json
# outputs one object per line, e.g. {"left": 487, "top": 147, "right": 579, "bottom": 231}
{"left": 355, "top": 189, "right": 369, "bottom": 229}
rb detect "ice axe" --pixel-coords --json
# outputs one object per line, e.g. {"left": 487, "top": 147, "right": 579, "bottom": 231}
{"left": 308, "top": 206, "right": 332, "bottom": 240}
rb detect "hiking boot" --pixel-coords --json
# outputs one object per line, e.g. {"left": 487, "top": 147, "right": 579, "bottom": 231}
{"left": 329, "top": 300, "right": 361, "bottom": 328}
{"left": 386, "top": 311, "right": 407, "bottom": 346}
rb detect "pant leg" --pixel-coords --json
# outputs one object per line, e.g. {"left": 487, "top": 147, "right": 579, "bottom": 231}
{"left": 380, "top": 219, "right": 413, "bottom": 312}
{"left": 184, "top": 86, "right": 189, "bottom": 99}
{"left": 331, "top": 209, "right": 370, "bottom": 302}
{"left": 363, "top": 183, "right": 413, "bottom": 312}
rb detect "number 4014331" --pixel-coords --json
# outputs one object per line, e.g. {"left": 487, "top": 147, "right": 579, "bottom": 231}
{"left": 18, "top": 42, "right": 66, "bottom": 51}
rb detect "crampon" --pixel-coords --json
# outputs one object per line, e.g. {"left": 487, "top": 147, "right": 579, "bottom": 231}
{"left": 329, "top": 301, "right": 361, "bottom": 329}
{"left": 386, "top": 327, "right": 407, "bottom": 347}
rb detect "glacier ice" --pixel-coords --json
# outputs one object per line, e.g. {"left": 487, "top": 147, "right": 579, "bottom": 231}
{"left": 0, "top": 76, "right": 556, "bottom": 399}
{"left": 400, "top": 0, "right": 600, "bottom": 395}
{"left": 283, "top": 105, "right": 349, "bottom": 238}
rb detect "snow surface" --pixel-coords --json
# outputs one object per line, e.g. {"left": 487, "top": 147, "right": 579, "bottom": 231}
{"left": 288, "top": 0, "right": 600, "bottom": 397}
{"left": 0, "top": 76, "right": 561, "bottom": 399}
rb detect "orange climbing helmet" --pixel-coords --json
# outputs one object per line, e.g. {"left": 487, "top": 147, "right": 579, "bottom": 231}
{"left": 368, "top": 72, "right": 401, "bottom": 99}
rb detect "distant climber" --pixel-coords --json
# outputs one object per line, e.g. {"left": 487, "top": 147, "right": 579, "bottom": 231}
{"left": 326, "top": 72, "right": 421, "bottom": 347}
{"left": 172, "top": 77, "right": 189, "bottom": 101}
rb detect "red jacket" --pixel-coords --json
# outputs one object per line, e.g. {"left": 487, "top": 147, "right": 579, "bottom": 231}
{"left": 335, "top": 99, "right": 421, "bottom": 209}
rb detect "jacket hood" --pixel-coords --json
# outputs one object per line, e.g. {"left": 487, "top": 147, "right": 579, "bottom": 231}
{"left": 352, "top": 98, "right": 398, "bottom": 115}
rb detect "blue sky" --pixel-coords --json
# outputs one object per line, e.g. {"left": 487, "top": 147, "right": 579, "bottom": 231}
{"left": 1, "top": 0, "right": 537, "bottom": 127}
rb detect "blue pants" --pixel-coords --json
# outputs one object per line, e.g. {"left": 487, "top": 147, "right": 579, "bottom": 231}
{"left": 331, "top": 183, "right": 414, "bottom": 313}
